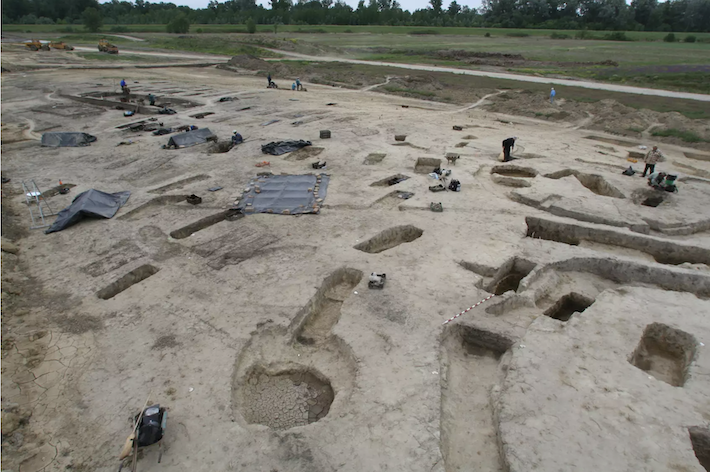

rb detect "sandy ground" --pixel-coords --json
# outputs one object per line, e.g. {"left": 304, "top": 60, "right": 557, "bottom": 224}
{"left": 2, "top": 58, "right": 710, "bottom": 472}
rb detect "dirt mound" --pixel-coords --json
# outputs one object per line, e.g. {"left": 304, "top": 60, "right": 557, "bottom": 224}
{"left": 227, "top": 54, "right": 272, "bottom": 70}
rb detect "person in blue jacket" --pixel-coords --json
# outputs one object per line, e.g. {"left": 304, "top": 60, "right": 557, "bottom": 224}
{"left": 550, "top": 87, "right": 556, "bottom": 104}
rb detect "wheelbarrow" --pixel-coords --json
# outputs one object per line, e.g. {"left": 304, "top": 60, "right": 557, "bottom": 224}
{"left": 118, "top": 404, "right": 167, "bottom": 472}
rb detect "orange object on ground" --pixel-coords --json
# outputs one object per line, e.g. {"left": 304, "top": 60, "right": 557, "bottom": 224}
{"left": 255, "top": 161, "right": 270, "bottom": 167}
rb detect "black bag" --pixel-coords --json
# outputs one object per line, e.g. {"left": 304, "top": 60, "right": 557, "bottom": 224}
{"left": 448, "top": 179, "right": 461, "bottom": 192}
{"left": 136, "top": 405, "right": 165, "bottom": 447}
{"left": 622, "top": 166, "right": 635, "bottom": 176}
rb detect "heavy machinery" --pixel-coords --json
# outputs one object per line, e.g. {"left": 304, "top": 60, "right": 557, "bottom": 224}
{"left": 24, "top": 39, "right": 50, "bottom": 51}
{"left": 98, "top": 39, "right": 119, "bottom": 54}
{"left": 49, "top": 41, "right": 74, "bottom": 51}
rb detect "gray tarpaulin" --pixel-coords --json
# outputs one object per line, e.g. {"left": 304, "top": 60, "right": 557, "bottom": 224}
{"left": 167, "top": 128, "right": 215, "bottom": 148}
{"left": 237, "top": 174, "right": 329, "bottom": 215}
{"left": 45, "top": 189, "right": 131, "bottom": 234}
{"left": 41, "top": 132, "right": 97, "bottom": 147}
{"left": 261, "top": 140, "right": 311, "bottom": 156}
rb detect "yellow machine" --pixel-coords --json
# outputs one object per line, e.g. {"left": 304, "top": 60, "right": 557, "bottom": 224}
{"left": 24, "top": 39, "right": 50, "bottom": 51}
{"left": 50, "top": 41, "right": 74, "bottom": 51}
{"left": 98, "top": 39, "right": 119, "bottom": 54}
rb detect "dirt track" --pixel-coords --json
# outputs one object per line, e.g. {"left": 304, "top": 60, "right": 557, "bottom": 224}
{"left": 75, "top": 46, "right": 710, "bottom": 102}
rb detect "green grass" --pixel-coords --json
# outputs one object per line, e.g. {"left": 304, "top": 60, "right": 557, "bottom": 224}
{"left": 145, "top": 36, "right": 281, "bottom": 57}
{"left": 383, "top": 86, "right": 436, "bottom": 97}
{"left": 75, "top": 52, "right": 170, "bottom": 62}
{"left": 4, "top": 24, "right": 710, "bottom": 41}
{"left": 651, "top": 128, "right": 707, "bottom": 142}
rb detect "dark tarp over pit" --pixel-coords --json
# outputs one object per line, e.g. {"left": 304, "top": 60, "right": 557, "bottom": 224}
{"left": 261, "top": 140, "right": 312, "bottom": 156}
{"left": 41, "top": 132, "right": 97, "bottom": 147}
{"left": 45, "top": 189, "right": 131, "bottom": 234}
{"left": 237, "top": 174, "right": 329, "bottom": 215}
{"left": 167, "top": 128, "right": 215, "bottom": 148}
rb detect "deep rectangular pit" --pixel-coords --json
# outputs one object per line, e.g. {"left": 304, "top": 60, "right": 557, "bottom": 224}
{"left": 484, "top": 258, "right": 536, "bottom": 295}
{"left": 629, "top": 323, "right": 697, "bottom": 387}
{"left": 525, "top": 216, "right": 710, "bottom": 266}
{"left": 543, "top": 293, "right": 594, "bottom": 321}
{"left": 370, "top": 174, "right": 410, "bottom": 187}
{"left": 96, "top": 264, "right": 159, "bottom": 300}
{"left": 354, "top": 225, "right": 423, "bottom": 254}
{"left": 170, "top": 210, "right": 242, "bottom": 239}
{"left": 689, "top": 426, "right": 710, "bottom": 471}
{"left": 414, "top": 157, "right": 442, "bottom": 174}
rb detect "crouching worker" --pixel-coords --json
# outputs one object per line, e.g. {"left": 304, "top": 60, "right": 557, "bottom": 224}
{"left": 231, "top": 130, "right": 244, "bottom": 145}
{"left": 648, "top": 171, "right": 678, "bottom": 192}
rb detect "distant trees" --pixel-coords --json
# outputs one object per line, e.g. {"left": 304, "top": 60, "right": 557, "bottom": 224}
{"left": 246, "top": 17, "right": 256, "bottom": 32}
{"left": 2, "top": 0, "right": 709, "bottom": 32}
{"left": 166, "top": 13, "right": 189, "bottom": 33}
{"left": 82, "top": 6, "right": 102, "bottom": 31}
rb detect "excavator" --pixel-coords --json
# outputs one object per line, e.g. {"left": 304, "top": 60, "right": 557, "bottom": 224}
{"left": 24, "top": 39, "right": 50, "bottom": 51}
{"left": 98, "top": 39, "right": 119, "bottom": 54}
{"left": 50, "top": 41, "right": 75, "bottom": 51}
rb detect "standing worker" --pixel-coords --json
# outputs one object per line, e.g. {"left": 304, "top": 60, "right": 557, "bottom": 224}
{"left": 147, "top": 93, "right": 156, "bottom": 106}
{"left": 550, "top": 87, "right": 556, "bottom": 104}
{"left": 501, "top": 136, "right": 517, "bottom": 162}
{"left": 120, "top": 78, "right": 127, "bottom": 93}
{"left": 296, "top": 77, "right": 302, "bottom": 91}
{"left": 267, "top": 73, "right": 272, "bottom": 87}
{"left": 642, "top": 145, "right": 664, "bottom": 177}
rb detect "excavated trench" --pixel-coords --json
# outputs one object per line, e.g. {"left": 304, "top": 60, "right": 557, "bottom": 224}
{"left": 490, "top": 165, "right": 538, "bottom": 178}
{"left": 169, "top": 209, "right": 242, "bottom": 239}
{"left": 96, "top": 264, "right": 160, "bottom": 300}
{"left": 119, "top": 195, "right": 192, "bottom": 220}
{"left": 207, "top": 140, "right": 233, "bottom": 153}
{"left": 239, "top": 366, "right": 334, "bottom": 430}
{"left": 354, "top": 225, "right": 423, "bottom": 253}
{"left": 292, "top": 268, "right": 363, "bottom": 345}
{"left": 689, "top": 426, "right": 710, "bottom": 470}
{"left": 148, "top": 174, "right": 210, "bottom": 194}
{"left": 441, "top": 324, "right": 512, "bottom": 472}
{"left": 544, "top": 169, "right": 625, "bottom": 198}
{"left": 526, "top": 216, "right": 710, "bottom": 266}
{"left": 543, "top": 292, "right": 594, "bottom": 321}
{"left": 629, "top": 322, "right": 697, "bottom": 387}
{"left": 370, "top": 174, "right": 410, "bottom": 187}
{"left": 483, "top": 257, "right": 536, "bottom": 295}
{"left": 414, "top": 157, "right": 442, "bottom": 174}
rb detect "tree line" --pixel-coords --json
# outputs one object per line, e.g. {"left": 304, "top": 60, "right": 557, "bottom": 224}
{"left": 3, "top": 0, "right": 710, "bottom": 32}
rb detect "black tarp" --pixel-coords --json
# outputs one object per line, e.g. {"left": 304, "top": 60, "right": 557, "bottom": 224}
{"left": 45, "top": 189, "right": 131, "bottom": 234}
{"left": 41, "top": 132, "right": 97, "bottom": 147}
{"left": 261, "top": 140, "right": 311, "bottom": 156}
{"left": 166, "top": 128, "right": 215, "bottom": 148}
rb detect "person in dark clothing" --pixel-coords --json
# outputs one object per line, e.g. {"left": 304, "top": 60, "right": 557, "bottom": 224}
{"left": 147, "top": 93, "right": 156, "bottom": 106}
{"left": 231, "top": 130, "right": 243, "bottom": 145}
{"left": 502, "top": 137, "right": 517, "bottom": 162}
{"left": 267, "top": 73, "right": 272, "bottom": 87}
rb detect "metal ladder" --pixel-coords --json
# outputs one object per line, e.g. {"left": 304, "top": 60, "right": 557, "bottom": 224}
{"left": 21, "top": 180, "right": 55, "bottom": 229}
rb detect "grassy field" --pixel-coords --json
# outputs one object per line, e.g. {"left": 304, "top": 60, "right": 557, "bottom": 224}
{"left": 74, "top": 52, "right": 172, "bottom": 62}
{"left": 5, "top": 24, "right": 709, "bottom": 94}
{"left": 275, "top": 60, "right": 710, "bottom": 119}
{"left": 4, "top": 23, "right": 710, "bottom": 41}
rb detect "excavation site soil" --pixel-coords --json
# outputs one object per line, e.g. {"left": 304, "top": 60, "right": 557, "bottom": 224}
{"left": 2, "top": 46, "right": 710, "bottom": 472}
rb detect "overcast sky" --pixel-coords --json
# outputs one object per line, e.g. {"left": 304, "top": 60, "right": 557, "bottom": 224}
{"left": 108, "top": 0, "right": 483, "bottom": 13}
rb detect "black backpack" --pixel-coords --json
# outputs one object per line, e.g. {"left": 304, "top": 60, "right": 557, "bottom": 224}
{"left": 448, "top": 179, "right": 461, "bottom": 192}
